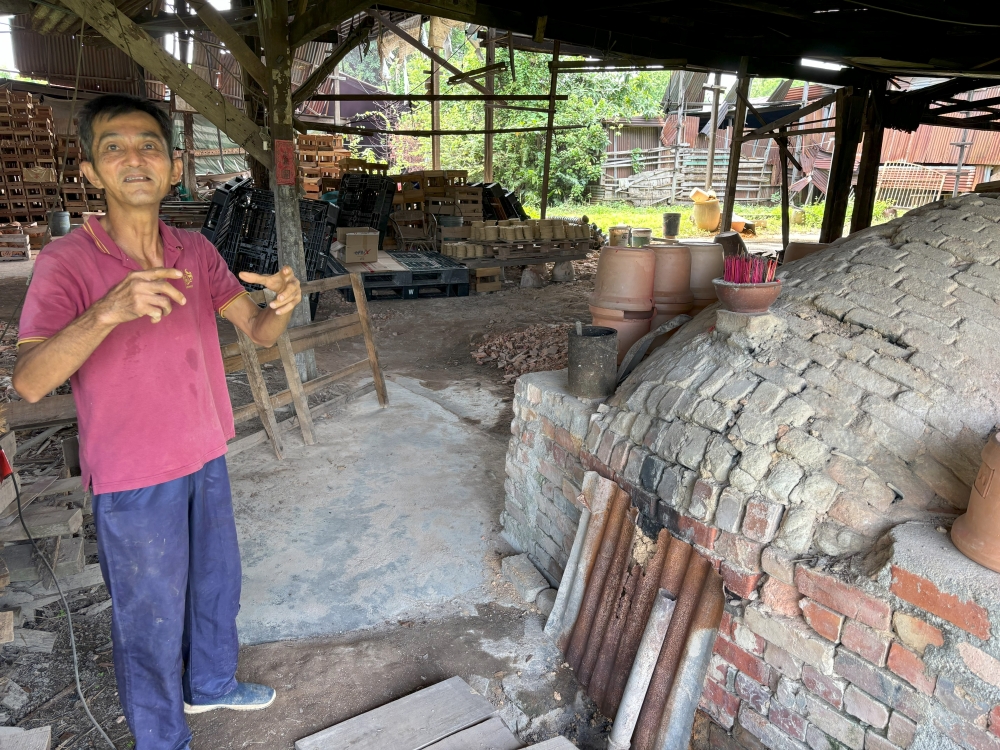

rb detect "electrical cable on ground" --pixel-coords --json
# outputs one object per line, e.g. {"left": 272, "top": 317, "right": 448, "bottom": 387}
{"left": 0, "top": 449, "right": 116, "bottom": 749}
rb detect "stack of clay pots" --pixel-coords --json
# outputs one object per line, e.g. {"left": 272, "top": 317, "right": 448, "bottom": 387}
{"left": 685, "top": 240, "right": 725, "bottom": 313}
{"left": 649, "top": 241, "right": 693, "bottom": 330}
{"left": 589, "top": 246, "right": 656, "bottom": 364}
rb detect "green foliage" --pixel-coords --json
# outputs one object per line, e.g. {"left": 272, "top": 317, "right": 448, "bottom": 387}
{"left": 378, "top": 28, "right": 669, "bottom": 204}
{"left": 630, "top": 148, "right": 644, "bottom": 175}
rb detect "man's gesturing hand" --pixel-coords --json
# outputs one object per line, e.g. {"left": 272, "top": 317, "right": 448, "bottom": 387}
{"left": 239, "top": 266, "right": 302, "bottom": 316}
{"left": 96, "top": 268, "right": 187, "bottom": 325}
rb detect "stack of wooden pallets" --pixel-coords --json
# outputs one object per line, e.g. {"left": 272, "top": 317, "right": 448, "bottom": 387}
{"left": 0, "top": 91, "right": 62, "bottom": 226}
{"left": 296, "top": 134, "right": 349, "bottom": 197}
{"left": 57, "top": 134, "right": 105, "bottom": 223}
{"left": 0, "top": 223, "right": 32, "bottom": 261}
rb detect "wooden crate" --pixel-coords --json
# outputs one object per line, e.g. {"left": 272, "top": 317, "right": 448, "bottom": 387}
{"left": 471, "top": 266, "right": 501, "bottom": 293}
{"left": 0, "top": 233, "right": 31, "bottom": 260}
{"left": 449, "top": 186, "right": 482, "bottom": 218}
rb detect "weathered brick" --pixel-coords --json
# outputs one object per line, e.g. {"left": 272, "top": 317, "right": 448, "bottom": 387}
{"left": 677, "top": 515, "right": 719, "bottom": 550}
{"left": 762, "top": 547, "right": 797, "bottom": 586}
{"left": 775, "top": 506, "right": 817, "bottom": 556}
{"left": 805, "top": 693, "right": 865, "bottom": 750}
{"left": 886, "top": 643, "right": 935, "bottom": 696}
{"left": 722, "top": 562, "right": 764, "bottom": 599}
{"left": 690, "top": 480, "right": 722, "bottom": 522}
{"left": 833, "top": 651, "right": 927, "bottom": 721}
{"left": 764, "top": 459, "right": 806, "bottom": 504}
{"left": 715, "top": 634, "right": 772, "bottom": 685}
{"left": 935, "top": 711, "right": 1000, "bottom": 750}
{"left": 701, "top": 677, "right": 740, "bottom": 730}
{"left": 865, "top": 730, "right": 902, "bottom": 750}
{"left": 716, "top": 487, "right": 747, "bottom": 534}
{"left": 890, "top": 565, "right": 990, "bottom": 639}
{"left": 844, "top": 685, "right": 890, "bottom": 729}
{"left": 745, "top": 605, "right": 836, "bottom": 674}
{"left": 734, "top": 620, "right": 768, "bottom": 656}
{"left": 739, "top": 704, "right": 809, "bottom": 750}
{"left": 778, "top": 428, "right": 832, "bottom": 469}
{"left": 803, "top": 664, "right": 846, "bottom": 710}
{"left": 836, "top": 360, "right": 900, "bottom": 399}
{"left": 717, "top": 531, "right": 764, "bottom": 571}
{"left": 991, "top": 705, "right": 1000, "bottom": 739}
{"left": 735, "top": 671, "right": 771, "bottom": 714}
{"left": 887, "top": 712, "right": 916, "bottom": 748}
{"left": 795, "top": 567, "right": 893, "bottom": 631}
{"left": 766, "top": 642, "right": 804, "bottom": 680}
{"left": 959, "top": 643, "right": 1000, "bottom": 692}
{"left": 802, "top": 599, "right": 845, "bottom": 643}
{"left": 743, "top": 499, "right": 786, "bottom": 543}
{"left": 935, "top": 676, "right": 991, "bottom": 727}
{"left": 841, "top": 620, "right": 893, "bottom": 666}
{"left": 762, "top": 577, "right": 803, "bottom": 618}
{"left": 771, "top": 704, "right": 809, "bottom": 740}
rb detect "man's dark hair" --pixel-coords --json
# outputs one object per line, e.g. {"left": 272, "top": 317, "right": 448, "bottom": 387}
{"left": 78, "top": 94, "right": 173, "bottom": 162}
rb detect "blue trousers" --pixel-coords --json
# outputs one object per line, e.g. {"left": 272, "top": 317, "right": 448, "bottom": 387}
{"left": 93, "top": 456, "right": 242, "bottom": 750}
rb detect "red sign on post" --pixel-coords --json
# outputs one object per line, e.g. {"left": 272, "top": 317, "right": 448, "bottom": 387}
{"left": 274, "top": 139, "right": 296, "bottom": 186}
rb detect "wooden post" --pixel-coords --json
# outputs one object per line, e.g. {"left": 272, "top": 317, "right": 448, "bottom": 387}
{"left": 539, "top": 40, "right": 560, "bottom": 219}
{"left": 258, "top": 0, "right": 317, "bottom": 380}
{"left": 350, "top": 274, "right": 388, "bottom": 407}
{"left": 484, "top": 31, "right": 495, "bottom": 183}
{"left": 780, "top": 126, "right": 790, "bottom": 255}
{"left": 720, "top": 57, "right": 750, "bottom": 236}
{"left": 850, "top": 84, "right": 886, "bottom": 234}
{"left": 431, "top": 57, "right": 442, "bottom": 170}
{"left": 820, "top": 88, "right": 866, "bottom": 244}
{"left": 276, "top": 331, "right": 316, "bottom": 445}
{"left": 182, "top": 112, "right": 198, "bottom": 198}
{"left": 241, "top": 8, "right": 270, "bottom": 188}
{"left": 236, "top": 329, "right": 284, "bottom": 459}
{"left": 705, "top": 71, "right": 721, "bottom": 191}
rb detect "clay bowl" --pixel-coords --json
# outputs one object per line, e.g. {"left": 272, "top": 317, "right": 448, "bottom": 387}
{"left": 712, "top": 278, "right": 782, "bottom": 315}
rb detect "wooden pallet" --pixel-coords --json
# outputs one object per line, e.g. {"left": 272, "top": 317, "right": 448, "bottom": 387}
{"left": 470, "top": 238, "right": 591, "bottom": 260}
{"left": 294, "top": 676, "right": 576, "bottom": 750}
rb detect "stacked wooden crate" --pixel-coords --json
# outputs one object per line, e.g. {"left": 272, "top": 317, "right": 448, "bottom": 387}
{"left": 0, "top": 91, "right": 60, "bottom": 226}
{"left": 57, "top": 134, "right": 105, "bottom": 222}
{"left": 296, "top": 134, "right": 349, "bottom": 196}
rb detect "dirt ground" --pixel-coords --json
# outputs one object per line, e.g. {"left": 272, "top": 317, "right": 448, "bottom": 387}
{"left": 0, "top": 255, "right": 604, "bottom": 749}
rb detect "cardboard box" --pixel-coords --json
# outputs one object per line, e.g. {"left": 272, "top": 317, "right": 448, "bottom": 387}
{"left": 336, "top": 226, "right": 373, "bottom": 243}
{"left": 340, "top": 231, "right": 380, "bottom": 263}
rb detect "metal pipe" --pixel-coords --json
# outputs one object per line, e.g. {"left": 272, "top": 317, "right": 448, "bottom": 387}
{"left": 654, "top": 570, "right": 725, "bottom": 750}
{"left": 545, "top": 506, "right": 592, "bottom": 639}
{"left": 631, "top": 553, "right": 710, "bottom": 750}
{"left": 557, "top": 474, "right": 619, "bottom": 650}
{"left": 659, "top": 538, "right": 692, "bottom": 598}
{"left": 607, "top": 590, "right": 677, "bottom": 750}
{"left": 580, "top": 504, "right": 637, "bottom": 686}
{"left": 567, "top": 490, "right": 628, "bottom": 669}
{"left": 604, "top": 530, "right": 672, "bottom": 716}
{"left": 592, "top": 563, "right": 641, "bottom": 708}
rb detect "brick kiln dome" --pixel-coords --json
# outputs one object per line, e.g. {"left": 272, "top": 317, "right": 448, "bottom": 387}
{"left": 596, "top": 192, "right": 1000, "bottom": 562}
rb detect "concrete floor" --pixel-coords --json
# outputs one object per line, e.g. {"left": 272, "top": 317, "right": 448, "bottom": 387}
{"left": 229, "top": 380, "right": 510, "bottom": 644}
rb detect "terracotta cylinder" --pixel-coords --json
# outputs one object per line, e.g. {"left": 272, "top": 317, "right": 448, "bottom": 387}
{"left": 590, "top": 563, "right": 641, "bottom": 708}
{"left": 783, "top": 241, "right": 829, "bottom": 264}
{"left": 651, "top": 242, "right": 694, "bottom": 308}
{"left": 686, "top": 241, "right": 724, "bottom": 308}
{"left": 952, "top": 435, "right": 1000, "bottom": 572}
{"left": 590, "top": 246, "right": 656, "bottom": 312}
{"left": 590, "top": 305, "right": 654, "bottom": 365}
{"left": 691, "top": 199, "right": 721, "bottom": 231}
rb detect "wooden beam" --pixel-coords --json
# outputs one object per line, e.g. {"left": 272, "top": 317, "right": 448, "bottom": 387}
{"left": 736, "top": 89, "right": 803, "bottom": 172}
{"left": 290, "top": 0, "right": 369, "bottom": 49}
{"left": 302, "top": 94, "right": 567, "bottom": 101}
{"left": 188, "top": 0, "right": 270, "bottom": 90}
{"left": 295, "top": 118, "right": 586, "bottom": 137}
{"left": 59, "top": 0, "right": 269, "bottom": 167}
{"left": 291, "top": 17, "right": 374, "bottom": 107}
{"left": 851, "top": 86, "right": 886, "bottom": 235}
{"left": 484, "top": 31, "right": 495, "bottom": 183}
{"left": 276, "top": 331, "right": 316, "bottom": 445}
{"left": 933, "top": 94, "right": 1000, "bottom": 116}
{"left": 350, "top": 274, "right": 388, "bottom": 407}
{"left": 539, "top": 40, "right": 560, "bottom": 220}
{"left": 820, "top": 88, "right": 866, "bottom": 244}
{"left": 741, "top": 126, "right": 836, "bottom": 140}
{"left": 720, "top": 57, "right": 749, "bottom": 235}
{"left": 447, "top": 61, "right": 506, "bottom": 85}
{"left": 743, "top": 90, "right": 841, "bottom": 138}
{"left": 779, "top": 127, "right": 789, "bottom": 253}
{"left": 236, "top": 328, "right": 284, "bottom": 459}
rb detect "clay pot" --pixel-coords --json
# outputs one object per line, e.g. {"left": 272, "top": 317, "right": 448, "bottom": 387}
{"left": 952, "top": 435, "right": 1000, "bottom": 572}
{"left": 590, "top": 246, "right": 655, "bottom": 312}
{"left": 713, "top": 279, "right": 782, "bottom": 315}
{"left": 692, "top": 199, "right": 721, "bottom": 231}
{"left": 651, "top": 242, "right": 693, "bottom": 309}
{"left": 783, "top": 241, "right": 829, "bottom": 264}
{"left": 609, "top": 225, "right": 631, "bottom": 247}
{"left": 589, "top": 305, "right": 654, "bottom": 364}
{"left": 686, "top": 241, "right": 725, "bottom": 306}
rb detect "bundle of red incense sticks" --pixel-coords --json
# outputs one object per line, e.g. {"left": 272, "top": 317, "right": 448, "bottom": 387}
{"left": 723, "top": 254, "right": 778, "bottom": 284}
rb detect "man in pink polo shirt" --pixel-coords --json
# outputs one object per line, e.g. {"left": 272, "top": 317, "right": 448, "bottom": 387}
{"left": 13, "top": 94, "right": 299, "bottom": 750}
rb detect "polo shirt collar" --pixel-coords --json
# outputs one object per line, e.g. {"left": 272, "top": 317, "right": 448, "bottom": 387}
{"left": 83, "top": 215, "right": 184, "bottom": 270}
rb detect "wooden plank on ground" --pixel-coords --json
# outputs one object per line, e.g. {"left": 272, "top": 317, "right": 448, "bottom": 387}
{"left": 10, "top": 627, "right": 57, "bottom": 653}
{"left": 294, "top": 676, "right": 497, "bottom": 750}
{"left": 0, "top": 394, "right": 77, "bottom": 431}
{"left": 1, "top": 537, "right": 85, "bottom": 584}
{"left": 424, "top": 718, "right": 521, "bottom": 750}
{"left": 0, "top": 726, "right": 51, "bottom": 749}
{"left": 0, "top": 610, "right": 12, "bottom": 644}
{"left": 0, "top": 507, "right": 82, "bottom": 543}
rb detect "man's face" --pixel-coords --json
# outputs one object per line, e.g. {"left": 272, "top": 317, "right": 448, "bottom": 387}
{"left": 80, "top": 110, "right": 181, "bottom": 208}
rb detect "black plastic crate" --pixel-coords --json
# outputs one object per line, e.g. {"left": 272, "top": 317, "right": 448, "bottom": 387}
{"left": 201, "top": 175, "right": 252, "bottom": 244}
{"left": 212, "top": 189, "right": 339, "bottom": 289}
{"left": 325, "top": 251, "right": 469, "bottom": 301}
{"left": 336, "top": 174, "right": 398, "bottom": 243}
